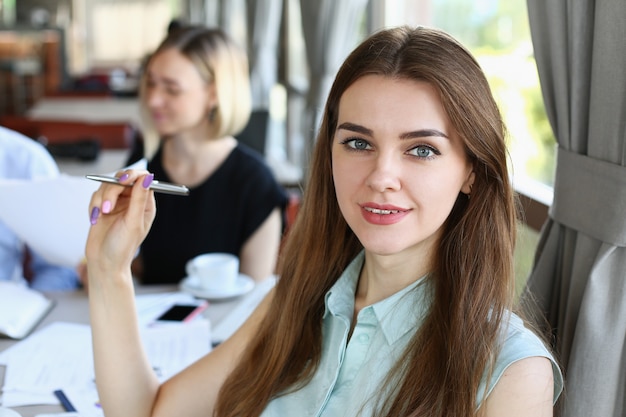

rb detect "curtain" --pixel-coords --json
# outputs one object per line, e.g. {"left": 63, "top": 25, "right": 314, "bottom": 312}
{"left": 299, "top": 0, "right": 369, "bottom": 163}
{"left": 246, "top": 0, "right": 283, "bottom": 109}
{"left": 523, "top": 1, "right": 626, "bottom": 416}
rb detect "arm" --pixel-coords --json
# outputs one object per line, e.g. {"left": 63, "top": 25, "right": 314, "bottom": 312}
{"left": 239, "top": 207, "right": 282, "bottom": 282}
{"left": 483, "top": 356, "right": 555, "bottom": 417}
{"left": 152, "top": 289, "right": 274, "bottom": 417}
{"left": 86, "top": 170, "right": 270, "bottom": 417}
{"left": 86, "top": 170, "right": 160, "bottom": 417}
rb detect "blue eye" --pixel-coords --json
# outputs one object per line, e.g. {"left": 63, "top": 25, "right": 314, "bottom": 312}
{"left": 342, "top": 138, "right": 371, "bottom": 150}
{"left": 409, "top": 145, "right": 438, "bottom": 158}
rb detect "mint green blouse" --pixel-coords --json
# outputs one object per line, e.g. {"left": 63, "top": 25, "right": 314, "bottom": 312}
{"left": 261, "top": 252, "right": 563, "bottom": 417}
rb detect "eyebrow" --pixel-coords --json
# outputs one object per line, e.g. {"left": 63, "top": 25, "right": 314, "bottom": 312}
{"left": 146, "top": 72, "right": 181, "bottom": 88}
{"left": 336, "top": 122, "right": 449, "bottom": 140}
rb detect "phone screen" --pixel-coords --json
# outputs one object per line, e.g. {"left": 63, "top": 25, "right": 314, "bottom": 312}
{"left": 156, "top": 303, "right": 207, "bottom": 322}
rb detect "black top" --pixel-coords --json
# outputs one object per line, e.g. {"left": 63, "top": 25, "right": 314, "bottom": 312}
{"left": 139, "top": 143, "right": 288, "bottom": 284}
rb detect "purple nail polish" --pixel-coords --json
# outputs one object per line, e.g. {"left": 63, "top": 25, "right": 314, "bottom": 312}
{"left": 142, "top": 173, "right": 154, "bottom": 189}
{"left": 119, "top": 173, "right": 130, "bottom": 182}
{"left": 90, "top": 206, "right": 100, "bottom": 225}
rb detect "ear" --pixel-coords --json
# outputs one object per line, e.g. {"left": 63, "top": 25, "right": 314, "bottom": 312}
{"left": 205, "top": 82, "right": 218, "bottom": 113}
{"left": 461, "top": 170, "right": 475, "bottom": 195}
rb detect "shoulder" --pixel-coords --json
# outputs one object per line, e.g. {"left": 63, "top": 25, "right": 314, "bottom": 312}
{"left": 483, "top": 356, "right": 555, "bottom": 417}
{"left": 0, "top": 126, "right": 58, "bottom": 178}
{"left": 229, "top": 144, "right": 286, "bottom": 196}
{"left": 480, "top": 313, "right": 563, "bottom": 408}
{"left": 230, "top": 143, "right": 272, "bottom": 173}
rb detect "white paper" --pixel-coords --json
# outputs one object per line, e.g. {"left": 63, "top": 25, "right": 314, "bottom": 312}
{"left": 0, "top": 175, "right": 98, "bottom": 267}
{"left": 0, "top": 303, "right": 211, "bottom": 408}
{"left": 0, "top": 322, "right": 94, "bottom": 407}
{"left": 0, "top": 159, "right": 147, "bottom": 268}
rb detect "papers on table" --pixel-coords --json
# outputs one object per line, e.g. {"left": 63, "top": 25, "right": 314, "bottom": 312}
{"left": 0, "top": 282, "right": 275, "bottom": 413}
{"left": 0, "top": 292, "right": 211, "bottom": 412}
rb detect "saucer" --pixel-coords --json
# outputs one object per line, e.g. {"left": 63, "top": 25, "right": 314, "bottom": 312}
{"left": 179, "top": 274, "right": 254, "bottom": 300}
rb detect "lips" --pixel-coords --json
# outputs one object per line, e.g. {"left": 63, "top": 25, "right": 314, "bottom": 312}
{"left": 151, "top": 113, "right": 167, "bottom": 123}
{"left": 360, "top": 202, "right": 410, "bottom": 225}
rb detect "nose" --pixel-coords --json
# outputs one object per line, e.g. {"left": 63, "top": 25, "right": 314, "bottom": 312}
{"left": 146, "top": 87, "right": 164, "bottom": 109}
{"left": 366, "top": 153, "right": 402, "bottom": 193}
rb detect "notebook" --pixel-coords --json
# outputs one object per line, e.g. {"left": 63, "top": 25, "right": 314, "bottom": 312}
{"left": 0, "top": 282, "right": 55, "bottom": 339}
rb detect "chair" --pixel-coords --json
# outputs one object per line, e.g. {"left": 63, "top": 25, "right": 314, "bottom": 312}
{"left": 235, "top": 110, "right": 269, "bottom": 155}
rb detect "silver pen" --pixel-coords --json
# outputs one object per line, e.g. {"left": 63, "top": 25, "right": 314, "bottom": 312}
{"left": 86, "top": 174, "right": 190, "bottom": 196}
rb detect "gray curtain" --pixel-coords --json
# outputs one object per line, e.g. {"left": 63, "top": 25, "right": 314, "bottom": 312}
{"left": 523, "top": 1, "right": 626, "bottom": 416}
{"left": 246, "top": 0, "right": 283, "bottom": 109}
{"left": 299, "top": 0, "right": 369, "bottom": 160}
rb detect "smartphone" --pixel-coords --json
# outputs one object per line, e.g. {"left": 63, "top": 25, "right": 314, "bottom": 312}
{"left": 155, "top": 302, "right": 208, "bottom": 322}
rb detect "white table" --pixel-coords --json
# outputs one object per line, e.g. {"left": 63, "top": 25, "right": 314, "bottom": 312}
{"left": 0, "top": 281, "right": 271, "bottom": 417}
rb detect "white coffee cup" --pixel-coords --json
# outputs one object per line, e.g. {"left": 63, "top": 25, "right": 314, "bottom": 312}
{"left": 185, "top": 253, "right": 239, "bottom": 292}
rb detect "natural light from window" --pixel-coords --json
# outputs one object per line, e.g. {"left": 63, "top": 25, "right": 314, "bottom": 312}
{"left": 381, "top": 0, "right": 556, "bottom": 195}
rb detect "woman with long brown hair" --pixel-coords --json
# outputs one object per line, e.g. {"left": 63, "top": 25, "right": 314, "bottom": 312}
{"left": 85, "top": 26, "right": 562, "bottom": 417}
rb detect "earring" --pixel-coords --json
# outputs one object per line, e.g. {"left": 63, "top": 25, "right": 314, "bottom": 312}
{"left": 208, "top": 107, "right": 217, "bottom": 122}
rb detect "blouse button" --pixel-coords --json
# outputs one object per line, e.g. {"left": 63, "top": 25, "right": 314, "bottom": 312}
{"left": 357, "top": 333, "right": 370, "bottom": 344}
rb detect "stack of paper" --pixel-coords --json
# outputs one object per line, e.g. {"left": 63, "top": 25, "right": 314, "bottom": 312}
{"left": 0, "top": 292, "right": 211, "bottom": 415}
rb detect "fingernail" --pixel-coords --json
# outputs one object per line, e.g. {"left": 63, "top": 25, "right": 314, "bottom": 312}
{"left": 90, "top": 206, "right": 100, "bottom": 225}
{"left": 102, "top": 200, "right": 112, "bottom": 214}
{"left": 119, "top": 173, "right": 130, "bottom": 182}
{"left": 142, "top": 173, "right": 154, "bottom": 189}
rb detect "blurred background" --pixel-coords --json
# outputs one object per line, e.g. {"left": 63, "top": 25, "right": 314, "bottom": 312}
{"left": 0, "top": 0, "right": 553, "bottom": 286}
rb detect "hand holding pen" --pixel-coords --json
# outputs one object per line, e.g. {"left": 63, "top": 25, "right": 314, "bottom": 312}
{"left": 85, "top": 170, "right": 158, "bottom": 277}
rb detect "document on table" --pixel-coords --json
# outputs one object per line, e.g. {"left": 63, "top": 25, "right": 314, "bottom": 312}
{"left": 0, "top": 294, "right": 211, "bottom": 410}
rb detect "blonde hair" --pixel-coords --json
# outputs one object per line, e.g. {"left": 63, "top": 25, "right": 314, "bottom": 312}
{"left": 139, "top": 26, "right": 251, "bottom": 159}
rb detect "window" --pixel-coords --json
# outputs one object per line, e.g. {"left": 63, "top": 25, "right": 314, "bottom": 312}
{"left": 378, "top": 0, "right": 556, "bottom": 190}
{"left": 374, "top": 0, "right": 553, "bottom": 283}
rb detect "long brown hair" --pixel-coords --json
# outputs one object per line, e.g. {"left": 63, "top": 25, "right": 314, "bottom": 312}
{"left": 215, "top": 26, "right": 517, "bottom": 417}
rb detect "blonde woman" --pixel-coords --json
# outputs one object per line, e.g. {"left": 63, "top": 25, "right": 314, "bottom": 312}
{"left": 126, "top": 26, "right": 287, "bottom": 284}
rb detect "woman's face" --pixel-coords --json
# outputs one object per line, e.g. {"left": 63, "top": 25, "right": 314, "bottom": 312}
{"left": 144, "top": 48, "right": 216, "bottom": 137}
{"left": 332, "top": 75, "right": 474, "bottom": 258}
